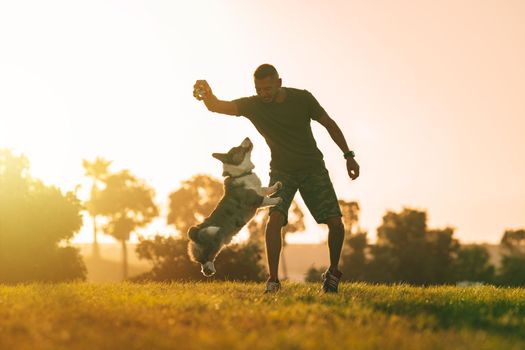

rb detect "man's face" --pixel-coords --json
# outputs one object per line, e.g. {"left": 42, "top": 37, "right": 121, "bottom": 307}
{"left": 254, "top": 75, "right": 282, "bottom": 103}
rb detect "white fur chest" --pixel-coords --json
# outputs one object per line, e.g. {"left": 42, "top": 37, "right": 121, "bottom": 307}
{"left": 232, "top": 174, "right": 263, "bottom": 194}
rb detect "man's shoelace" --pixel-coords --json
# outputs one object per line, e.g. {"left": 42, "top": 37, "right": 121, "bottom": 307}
{"left": 324, "top": 273, "right": 339, "bottom": 289}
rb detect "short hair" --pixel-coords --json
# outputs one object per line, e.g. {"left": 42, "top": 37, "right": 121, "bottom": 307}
{"left": 253, "top": 64, "right": 279, "bottom": 80}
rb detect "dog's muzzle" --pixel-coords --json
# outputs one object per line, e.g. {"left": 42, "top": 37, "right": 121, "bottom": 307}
{"left": 201, "top": 261, "right": 216, "bottom": 277}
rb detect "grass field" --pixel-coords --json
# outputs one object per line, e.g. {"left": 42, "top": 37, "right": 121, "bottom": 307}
{"left": 1, "top": 282, "right": 524, "bottom": 350}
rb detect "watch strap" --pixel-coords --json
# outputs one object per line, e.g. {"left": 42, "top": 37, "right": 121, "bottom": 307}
{"left": 344, "top": 150, "right": 355, "bottom": 159}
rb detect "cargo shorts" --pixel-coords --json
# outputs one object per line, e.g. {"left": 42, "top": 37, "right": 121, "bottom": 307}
{"left": 268, "top": 167, "right": 342, "bottom": 226}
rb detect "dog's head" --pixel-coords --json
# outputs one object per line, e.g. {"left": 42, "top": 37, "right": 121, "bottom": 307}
{"left": 187, "top": 227, "right": 223, "bottom": 277}
{"left": 212, "top": 137, "right": 254, "bottom": 177}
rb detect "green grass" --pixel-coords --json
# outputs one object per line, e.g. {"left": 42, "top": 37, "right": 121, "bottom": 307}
{"left": 1, "top": 282, "right": 524, "bottom": 350}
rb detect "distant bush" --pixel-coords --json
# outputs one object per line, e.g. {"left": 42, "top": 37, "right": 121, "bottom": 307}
{"left": 304, "top": 265, "right": 326, "bottom": 283}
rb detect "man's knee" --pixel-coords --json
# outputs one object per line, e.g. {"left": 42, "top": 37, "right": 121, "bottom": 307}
{"left": 325, "top": 216, "right": 344, "bottom": 233}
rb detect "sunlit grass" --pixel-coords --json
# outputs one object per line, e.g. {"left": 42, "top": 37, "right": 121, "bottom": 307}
{"left": 0, "top": 282, "right": 524, "bottom": 350}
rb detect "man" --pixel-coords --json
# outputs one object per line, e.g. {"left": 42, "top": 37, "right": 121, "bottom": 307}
{"left": 193, "top": 64, "right": 360, "bottom": 293}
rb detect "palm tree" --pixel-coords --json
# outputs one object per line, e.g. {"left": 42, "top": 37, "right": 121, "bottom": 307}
{"left": 97, "top": 170, "right": 158, "bottom": 280}
{"left": 82, "top": 158, "right": 112, "bottom": 258}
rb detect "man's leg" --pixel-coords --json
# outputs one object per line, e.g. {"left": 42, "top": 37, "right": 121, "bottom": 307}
{"left": 297, "top": 168, "right": 344, "bottom": 292}
{"left": 325, "top": 216, "right": 345, "bottom": 272}
{"left": 265, "top": 211, "right": 285, "bottom": 282}
{"left": 265, "top": 170, "right": 298, "bottom": 287}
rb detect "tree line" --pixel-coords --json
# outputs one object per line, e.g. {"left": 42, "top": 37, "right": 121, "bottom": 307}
{"left": 307, "top": 203, "right": 525, "bottom": 286}
{"left": 1, "top": 149, "right": 523, "bottom": 286}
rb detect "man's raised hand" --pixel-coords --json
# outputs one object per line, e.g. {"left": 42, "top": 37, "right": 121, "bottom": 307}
{"left": 193, "top": 80, "right": 213, "bottom": 101}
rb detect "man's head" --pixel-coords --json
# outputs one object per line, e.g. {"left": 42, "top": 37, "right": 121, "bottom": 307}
{"left": 253, "top": 64, "right": 281, "bottom": 103}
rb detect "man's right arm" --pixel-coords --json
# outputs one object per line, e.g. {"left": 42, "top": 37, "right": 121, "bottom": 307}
{"left": 193, "top": 79, "right": 239, "bottom": 116}
{"left": 202, "top": 95, "right": 239, "bottom": 116}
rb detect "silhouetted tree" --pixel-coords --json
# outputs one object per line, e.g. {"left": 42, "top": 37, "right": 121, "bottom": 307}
{"left": 498, "top": 255, "right": 525, "bottom": 286}
{"left": 0, "top": 149, "right": 86, "bottom": 283}
{"left": 167, "top": 174, "right": 223, "bottom": 236}
{"left": 498, "top": 229, "right": 525, "bottom": 286}
{"left": 453, "top": 245, "right": 495, "bottom": 283}
{"left": 82, "top": 157, "right": 112, "bottom": 258}
{"left": 339, "top": 200, "right": 360, "bottom": 234}
{"left": 133, "top": 235, "right": 265, "bottom": 281}
{"left": 341, "top": 232, "right": 369, "bottom": 281}
{"left": 94, "top": 169, "right": 158, "bottom": 280}
{"left": 379, "top": 208, "right": 426, "bottom": 284}
{"left": 424, "top": 228, "right": 459, "bottom": 284}
{"left": 500, "top": 229, "right": 525, "bottom": 255}
{"left": 369, "top": 208, "right": 458, "bottom": 285}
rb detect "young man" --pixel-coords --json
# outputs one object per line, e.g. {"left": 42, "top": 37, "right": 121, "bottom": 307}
{"left": 193, "top": 64, "right": 360, "bottom": 293}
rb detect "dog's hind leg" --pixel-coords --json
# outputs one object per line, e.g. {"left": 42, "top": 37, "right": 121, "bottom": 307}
{"left": 202, "top": 226, "right": 220, "bottom": 237}
{"left": 187, "top": 226, "right": 201, "bottom": 242}
{"left": 188, "top": 226, "right": 220, "bottom": 243}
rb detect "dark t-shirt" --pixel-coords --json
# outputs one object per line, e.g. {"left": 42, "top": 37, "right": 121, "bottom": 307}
{"left": 232, "top": 87, "right": 327, "bottom": 172}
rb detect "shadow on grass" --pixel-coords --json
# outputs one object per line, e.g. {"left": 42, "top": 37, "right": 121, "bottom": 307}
{"left": 354, "top": 285, "right": 525, "bottom": 339}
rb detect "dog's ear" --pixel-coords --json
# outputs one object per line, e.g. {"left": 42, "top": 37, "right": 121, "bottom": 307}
{"left": 212, "top": 152, "right": 229, "bottom": 163}
{"left": 241, "top": 137, "right": 252, "bottom": 149}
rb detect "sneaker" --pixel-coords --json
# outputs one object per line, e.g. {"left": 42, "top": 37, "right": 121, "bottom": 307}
{"left": 321, "top": 268, "right": 342, "bottom": 293}
{"left": 264, "top": 280, "right": 281, "bottom": 294}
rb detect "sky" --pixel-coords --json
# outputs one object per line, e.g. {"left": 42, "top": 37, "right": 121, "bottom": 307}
{"left": 1, "top": 0, "right": 524, "bottom": 245}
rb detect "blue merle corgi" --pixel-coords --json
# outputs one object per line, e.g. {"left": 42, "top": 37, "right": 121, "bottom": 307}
{"left": 187, "top": 137, "right": 282, "bottom": 276}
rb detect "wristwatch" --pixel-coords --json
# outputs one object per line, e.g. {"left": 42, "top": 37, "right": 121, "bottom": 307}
{"left": 343, "top": 150, "right": 355, "bottom": 159}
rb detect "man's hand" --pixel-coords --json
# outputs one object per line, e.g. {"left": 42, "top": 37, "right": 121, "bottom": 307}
{"left": 193, "top": 80, "right": 213, "bottom": 101}
{"left": 192, "top": 80, "right": 238, "bottom": 115}
{"left": 346, "top": 157, "right": 360, "bottom": 180}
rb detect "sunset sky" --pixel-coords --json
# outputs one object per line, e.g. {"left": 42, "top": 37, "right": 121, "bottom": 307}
{"left": 1, "top": 0, "right": 524, "bottom": 245}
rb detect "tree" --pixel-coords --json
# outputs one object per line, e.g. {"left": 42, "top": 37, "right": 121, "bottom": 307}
{"left": 453, "top": 245, "right": 495, "bottom": 283}
{"left": 500, "top": 229, "right": 525, "bottom": 255}
{"left": 424, "top": 228, "right": 460, "bottom": 284}
{"left": 82, "top": 157, "right": 112, "bottom": 258}
{"left": 94, "top": 169, "right": 158, "bottom": 280}
{"left": 0, "top": 149, "right": 86, "bottom": 283}
{"left": 498, "top": 255, "right": 525, "bottom": 286}
{"left": 134, "top": 235, "right": 266, "bottom": 282}
{"left": 167, "top": 174, "right": 224, "bottom": 236}
{"left": 498, "top": 229, "right": 525, "bottom": 286}
{"left": 378, "top": 208, "right": 428, "bottom": 284}
{"left": 341, "top": 232, "right": 369, "bottom": 281}
{"left": 339, "top": 200, "right": 360, "bottom": 235}
{"left": 370, "top": 208, "right": 458, "bottom": 285}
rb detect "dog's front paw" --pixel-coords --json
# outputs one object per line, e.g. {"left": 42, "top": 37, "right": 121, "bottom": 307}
{"left": 275, "top": 181, "right": 283, "bottom": 190}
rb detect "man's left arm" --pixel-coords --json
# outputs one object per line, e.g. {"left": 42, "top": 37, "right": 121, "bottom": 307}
{"left": 316, "top": 114, "right": 360, "bottom": 180}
